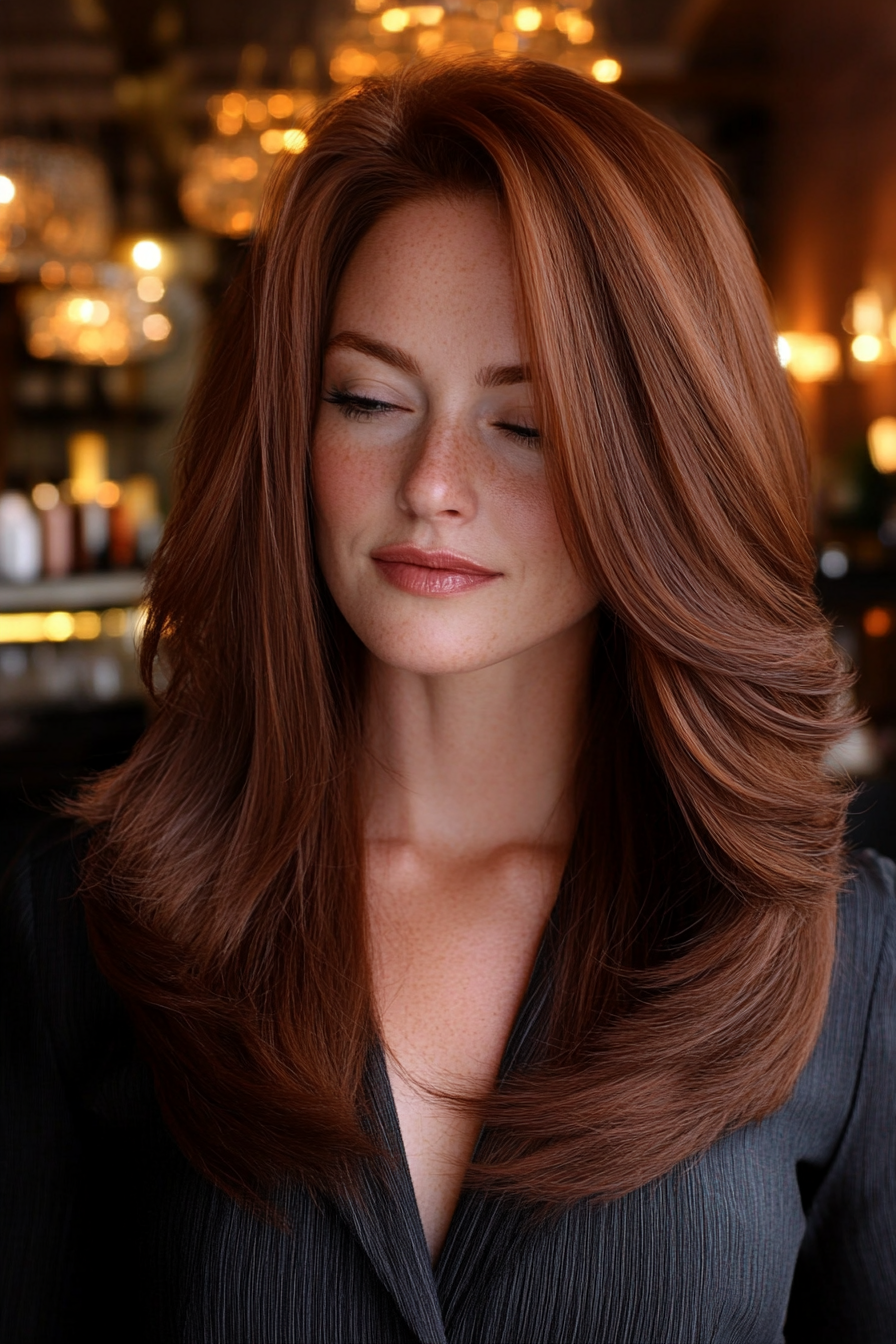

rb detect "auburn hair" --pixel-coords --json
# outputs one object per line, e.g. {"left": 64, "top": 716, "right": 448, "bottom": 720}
{"left": 72, "top": 55, "right": 852, "bottom": 1209}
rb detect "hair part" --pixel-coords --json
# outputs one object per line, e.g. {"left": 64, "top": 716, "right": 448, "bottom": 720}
{"left": 72, "top": 55, "right": 853, "bottom": 1211}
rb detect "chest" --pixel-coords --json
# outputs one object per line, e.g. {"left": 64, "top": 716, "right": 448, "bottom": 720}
{"left": 364, "top": 845, "right": 559, "bottom": 1259}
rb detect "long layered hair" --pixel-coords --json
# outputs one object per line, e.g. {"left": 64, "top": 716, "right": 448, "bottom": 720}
{"left": 73, "top": 56, "right": 852, "bottom": 1208}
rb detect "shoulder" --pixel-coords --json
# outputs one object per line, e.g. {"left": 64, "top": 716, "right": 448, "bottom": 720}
{"left": 784, "top": 854, "right": 896, "bottom": 1341}
{"left": 788, "top": 849, "right": 896, "bottom": 1149}
{"left": 2, "top": 816, "right": 94, "bottom": 1009}
{"left": 0, "top": 818, "right": 143, "bottom": 1119}
{"left": 830, "top": 848, "right": 896, "bottom": 1024}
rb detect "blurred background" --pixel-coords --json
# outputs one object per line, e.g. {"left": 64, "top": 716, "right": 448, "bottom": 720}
{"left": 1, "top": 0, "right": 895, "bottom": 856}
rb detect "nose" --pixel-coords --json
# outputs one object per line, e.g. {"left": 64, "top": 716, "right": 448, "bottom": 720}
{"left": 396, "top": 418, "right": 478, "bottom": 522}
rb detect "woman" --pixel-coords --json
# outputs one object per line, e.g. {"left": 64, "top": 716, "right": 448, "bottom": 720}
{"left": 1, "top": 55, "right": 894, "bottom": 1343}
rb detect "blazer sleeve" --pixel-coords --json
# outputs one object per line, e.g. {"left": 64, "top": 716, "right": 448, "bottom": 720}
{"left": 0, "top": 823, "right": 149, "bottom": 1344}
{"left": 785, "top": 852, "right": 896, "bottom": 1343}
{"left": 0, "top": 831, "right": 88, "bottom": 1339}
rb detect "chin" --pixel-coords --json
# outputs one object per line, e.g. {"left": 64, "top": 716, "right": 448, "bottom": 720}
{"left": 352, "top": 620, "right": 511, "bottom": 678}
{"left": 369, "top": 641, "right": 508, "bottom": 678}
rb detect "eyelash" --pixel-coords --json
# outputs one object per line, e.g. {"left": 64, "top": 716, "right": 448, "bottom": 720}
{"left": 321, "top": 389, "right": 540, "bottom": 446}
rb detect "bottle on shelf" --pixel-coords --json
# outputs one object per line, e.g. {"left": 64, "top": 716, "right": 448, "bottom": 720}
{"left": 0, "top": 490, "right": 42, "bottom": 583}
{"left": 32, "top": 482, "right": 75, "bottom": 578}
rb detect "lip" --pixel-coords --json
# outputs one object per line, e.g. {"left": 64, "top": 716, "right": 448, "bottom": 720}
{"left": 370, "top": 544, "right": 501, "bottom": 596}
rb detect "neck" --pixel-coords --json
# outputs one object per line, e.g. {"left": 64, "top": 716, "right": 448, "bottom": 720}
{"left": 362, "top": 614, "right": 595, "bottom": 857}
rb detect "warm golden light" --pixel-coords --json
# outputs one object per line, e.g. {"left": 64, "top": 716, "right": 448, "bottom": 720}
{"left": 95, "top": 480, "right": 121, "bottom": 508}
{"left": 22, "top": 281, "right": 159, "bottom": 365}
{"left": 0, "top": 174, "right": 15, "bottom": 204}
{"left": 217, "top": 112, "right": 243, "bottom": 135}
{"left": 592, "top": 57, "right": 623, "bottom": 83}
{"left": 231, "top": 156, "right": 259, "bottom": 181}
{"left": 44, "top": 611, "right": 77, "bottom": 642}
{"left": 68, "top": 296, "right": 94, "bottom": 324}
{"left": 381, "top": 7, "right": 410, "bottom": 30}
{"left": 845, "top": 287, "right": 884, "bottom": 336}
{"left": 417, "top": 28, "right": 443, "bottom": 53}
{"left": 554, "top": 9, "right": 580, "bottom": 32}
{"left": 132, "top": 239, "right": 163, "bottom": 271}
{"left": 852, "top": 333, "right": 882, "bottom": 363}
{"left": 244, "top": 98, "right": 268, "bottom": 127}
{"left": 355, "top": 0, "right": 381, "bottom": 12}
{"left": 229, "top": 209, "right": 254, "bottom": 235}
{"left": 513, "top": 6, "right": 542, "bottom": 31}
{"left": 330, "top": 46, "right": 380, "bottom": 81}
{"left": 868, "top": 416, "right": 896, "bottom": 473}
{"left": 142, "top": 313, "right": 172, "bottom": 342}
{"left": 65, "top": 297, "right": 110, "bottom": 327}
{"left": 777, "top": 331, "right": 841, "bottom": 382}
{"left": 0, "top": 607, "right": 140, "bottom": 644}
{"left": 267, "top": 93, "right": 294, "bottom": 119}
{"left": 68, "top": 431, "right": 108, "bottom": 502}
{"left": 102, "top": 608, "right": 129, "bottom": 637}
{"left": 412, "top": 5, "right": 444, "bottom": 23}
{"left": 73, "top": 610, "right": 102, "bottom": 640}
{"left": 282, "top": 129, "right": 308, "bottom": 154}
{"left": 260, "top": 129, "right": 285, "bottom": 154}
{"left": 32, "top": 482, "right": 60, "bottom": 511}
{"left": 121, "top": 474, "right": 159, "bottom": 525}
{"left": 222, "top": 92, "right": 247, "bottom": 117}
{"left": 493, "top": 30, "right": 519, "bottom": 52}
{"left": 137, "top": 275, "right": 165, "bottom": 303}
{"left": 567, "top": 17, "right": 594, "bottom": 42}
{"left": 863, "top": 607, "right": 892, "bottom": 638}
{"left": 39, "top": 260, "right": 66, "bottom": 288}
{"left": 0, "top": 614, "right": 45, "bottom": 643}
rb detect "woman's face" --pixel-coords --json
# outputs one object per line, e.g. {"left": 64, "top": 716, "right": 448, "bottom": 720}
{"left": 312, "top": 194, "right": 597, "bottom": 677}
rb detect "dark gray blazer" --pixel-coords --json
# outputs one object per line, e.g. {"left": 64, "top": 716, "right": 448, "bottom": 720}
{"left": 1, "top": 825, "right": 895, "bottom": 1344}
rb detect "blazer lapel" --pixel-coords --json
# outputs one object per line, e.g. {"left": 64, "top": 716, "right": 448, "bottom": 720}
{"left": 331, "top": 1045, "right": 448, "bottom": 1344}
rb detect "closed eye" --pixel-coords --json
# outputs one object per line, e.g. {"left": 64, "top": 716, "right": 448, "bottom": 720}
{"left": 322, "top": 389, "right": 407, "bottom": 421}
{"left": 494, "top": 421, "right": 540, "bottom": 446}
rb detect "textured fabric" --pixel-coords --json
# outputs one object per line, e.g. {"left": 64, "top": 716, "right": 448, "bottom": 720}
{"left": 1, "top": 822, "right": 895, "bottom": 1344}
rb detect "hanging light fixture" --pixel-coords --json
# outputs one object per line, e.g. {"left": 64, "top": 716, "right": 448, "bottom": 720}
{"left": 179, "top": 89, "right": 316, "bottom": 238}
{"left": 0, "top": 139, "right": 114, "bottom": 282}
{"left": 180, "top": 11, "right": 621, "bottom": 239}
{"left": 17, "top": 239, "right": 174, "bottom": 366}
{"left": 325, "top": 1, "right": 621, "bottom": 89}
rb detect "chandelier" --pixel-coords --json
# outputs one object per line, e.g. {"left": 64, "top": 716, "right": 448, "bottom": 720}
{"left": 180, "top": 7, "right": 620, "bottom": 240}
{"left": 18, "top": 240, "right": 174, "bottom": 366}
{"left": 0, "top": 139, "right": 114, "bottom": 283}
{"left": 179, "top": 89, "right": 317, "bottom": 238}
{"left": 327, "top": 0, "right": 621, "bottom": 87}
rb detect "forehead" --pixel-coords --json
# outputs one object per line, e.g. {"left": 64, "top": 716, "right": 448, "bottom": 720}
{"left": 328, "top": 194, "right": 522, "bottom": 358}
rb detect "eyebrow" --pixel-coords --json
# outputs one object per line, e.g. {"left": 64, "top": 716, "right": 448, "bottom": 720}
{"left": 325, "top": 330, "right": 531, "bottom": 388}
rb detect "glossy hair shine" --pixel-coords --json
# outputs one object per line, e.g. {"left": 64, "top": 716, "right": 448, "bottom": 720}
{"left": 72, "top": 56, "right": 853, "bottom": 1209}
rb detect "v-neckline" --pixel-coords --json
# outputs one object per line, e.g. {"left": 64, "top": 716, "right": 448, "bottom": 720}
{"left": 330, "top": 911, "right": 557, "bottom": 1342}
{"left": 376, "top": 911, "right": 555, "bottom": 1273}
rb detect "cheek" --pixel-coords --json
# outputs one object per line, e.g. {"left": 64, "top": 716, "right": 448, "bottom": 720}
{"left": 496, "top": 469, "right": 567, "bottom": 569}
{"left": 311, "top": 430, "right": 391, "bottom": 546}
{"left": 496, "top": 470, "right": 596, "bottom": 611}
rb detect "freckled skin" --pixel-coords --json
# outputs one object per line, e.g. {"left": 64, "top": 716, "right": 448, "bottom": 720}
{"left": 311, "top": 195, "right": 597, "bottom": 675}
{"left": 310, "top": 196, "right": 598, "bottom": 1264}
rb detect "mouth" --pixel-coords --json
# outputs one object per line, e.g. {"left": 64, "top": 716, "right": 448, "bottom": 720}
{"left": 369, "top": 544, "right": 502, "bottom": 596}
